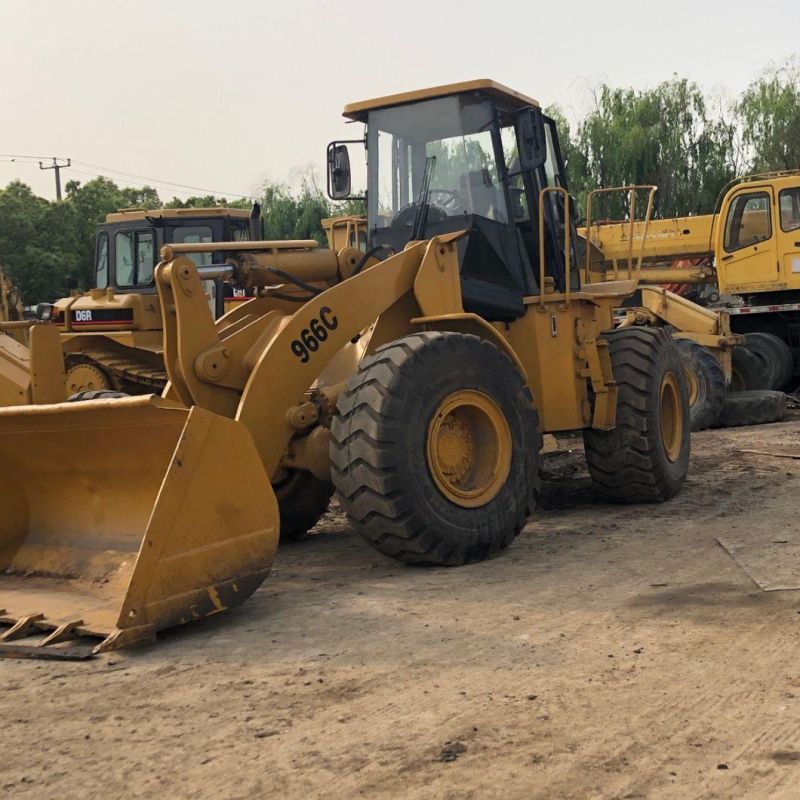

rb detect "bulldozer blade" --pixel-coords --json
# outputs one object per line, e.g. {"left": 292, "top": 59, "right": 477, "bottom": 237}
{"left": 0, "top": 395, "right": 279, "bottom": 654}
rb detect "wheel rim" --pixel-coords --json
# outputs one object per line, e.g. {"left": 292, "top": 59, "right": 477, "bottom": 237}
{"left": 660, "top": 372, "right": 683, "bottom": 463}
{"left": 683, "top": 365, "right": 699, "bottom": 407}
{"left": 426, "top": 389, "right": 512, "bottom": 508}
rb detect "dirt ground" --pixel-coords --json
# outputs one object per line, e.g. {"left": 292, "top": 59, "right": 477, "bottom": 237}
{"left": 4, "top": 417, "right": 800, "bottom": 799}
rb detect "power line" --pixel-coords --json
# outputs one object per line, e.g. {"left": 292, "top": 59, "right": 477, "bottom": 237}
{"left": 0, "top": 154, "right": 255, "bottom": 200}
{"left": 0, "top": 152, "right": 69, "bottom": 161}
{"left": 71, "top": 160, "right": 254, "bottom": 199}
{"left": 65, "top": 166, "right": 252, "bottom": 200}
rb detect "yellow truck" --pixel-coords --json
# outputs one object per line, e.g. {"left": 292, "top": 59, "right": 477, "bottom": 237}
{"left": 583, "top": 172, "right": 800, "bottom": 392}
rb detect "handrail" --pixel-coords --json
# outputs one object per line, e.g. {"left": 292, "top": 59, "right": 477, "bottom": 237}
{"left": 583, "top": 185, "right": 657, "bottom": 290}
{"left": 537, "top": 186, "right": 571, "bottom": 307}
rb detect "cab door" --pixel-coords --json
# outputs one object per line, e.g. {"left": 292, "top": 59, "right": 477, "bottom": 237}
{"left": 776, "top": 185, "right": 800, "bottom": 289}
{"left": 717, "top": 187, "right": 778, "bottom": 294}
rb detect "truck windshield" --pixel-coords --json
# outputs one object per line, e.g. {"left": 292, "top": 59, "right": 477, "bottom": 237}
{"left": 367, "top": 95, "right": 509, "bottom": 234}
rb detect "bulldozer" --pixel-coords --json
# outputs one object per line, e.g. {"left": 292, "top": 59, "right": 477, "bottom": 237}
{"left": 0, "top": 270, "right": 66, "bottom": 406}
{"left": 44, "top": 205, "right": 260, "bottom": 395}
{"left": 0, "top": 80, "right": 693, "bottom": 657}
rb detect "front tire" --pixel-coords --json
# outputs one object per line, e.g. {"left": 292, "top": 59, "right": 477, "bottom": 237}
{"left": 584, "top": 327, "right": 690, "bottom": 503}
{"left": 274, "top": 469, "right": 333, "bottom": 542}
{"left": 330, "top": 332, "right": 540, "bottom": 565}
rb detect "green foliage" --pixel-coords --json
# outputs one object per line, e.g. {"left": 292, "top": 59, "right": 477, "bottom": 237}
{"left": 739, "top": 59, "right": 800, "bottom": 172}
{"left": 565, "top": 78, "right": 737, "bottom": 219}
{"left": 164, "top": 195, "right": 252, "bottom": 209}
{"left": 260, "top": 175, "right": 337, "bottom": 245}
{"left": 0, "top": 181, "right": 81, "bottom": 302}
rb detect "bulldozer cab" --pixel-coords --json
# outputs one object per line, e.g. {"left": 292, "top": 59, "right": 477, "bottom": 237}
{"left": 94, "top": 207, "right": 258, "bottom": 313}
{"left": 330, "top": 80, "right": 577, "bottom": 321}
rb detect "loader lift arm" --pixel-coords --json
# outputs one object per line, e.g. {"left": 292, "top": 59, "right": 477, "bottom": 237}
{"left": 156, "top": 235, "right": 467, "bottom": 479}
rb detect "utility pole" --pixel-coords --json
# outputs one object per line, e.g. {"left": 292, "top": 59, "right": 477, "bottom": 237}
{"left": 39, "top": 157, "right": 71, "bottom": 201}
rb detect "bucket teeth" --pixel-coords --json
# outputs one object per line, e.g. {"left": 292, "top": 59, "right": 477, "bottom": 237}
{"left": 0, "top": 615, "right": 98, "bottom": 660}
{"left": 1, "top": 614, "right": 44, "bottom": 641}
{"left": 40, "top": 620, "right": 84, "bottom": 646}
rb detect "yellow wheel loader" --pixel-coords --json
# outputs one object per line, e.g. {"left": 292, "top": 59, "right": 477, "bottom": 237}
{"left": 0, "top": 80, "right": 692, "bottom": 657}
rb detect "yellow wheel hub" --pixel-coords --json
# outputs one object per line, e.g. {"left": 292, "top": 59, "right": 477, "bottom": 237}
{"left": 65, "top": 362, "right": 112, "bottom": 395}
{"left": 426, "top": 390, "right": 512, "bottom": 508}
{"left": 660, "top": 372, "right": 683, "bottom": 463}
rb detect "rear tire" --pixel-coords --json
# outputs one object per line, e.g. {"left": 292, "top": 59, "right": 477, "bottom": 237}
{"left": 730, "top": 345, "right": 770, "bottom": 391}
{"left": 330, "top": 332, "right": 540, "bottom": 566}
{"left": 583, "top": 327, "right": 690, "bottom": 503}
{"left": 673, "top": 338, "right": 726, "bottom": 431}
{"left": 274, "top": 469, "right": 333, "bottom": 542}
{"left": 743, "top": 332, "right": 793, "bottom": 390}
{"left": 716, "top": 390, "right": 787, "bottom": 428}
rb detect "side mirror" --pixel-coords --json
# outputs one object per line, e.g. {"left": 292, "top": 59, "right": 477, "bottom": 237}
{"left": 36, "top": 302, "right": 54, "bottom": 321}
{"left": 327, "top": 143, "right": 352, "bottom": 200}
{"left": 515, "top": 107, "right": 547, "bottom": 172}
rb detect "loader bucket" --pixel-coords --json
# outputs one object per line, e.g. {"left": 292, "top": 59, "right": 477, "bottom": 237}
{"left": 0, "top": 395, "right": 279, "bottom": 653}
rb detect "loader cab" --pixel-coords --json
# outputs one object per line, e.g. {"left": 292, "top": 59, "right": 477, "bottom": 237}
{"left": 94, "top": 207, "right": 257, "bottom": 314}
{"left": 330, "top": 80, "right": 575, "bottom": 321}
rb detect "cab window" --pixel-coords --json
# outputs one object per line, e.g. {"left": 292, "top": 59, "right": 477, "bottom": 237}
{"left": 723, "top": 192, "right": 772, "bottom": 252}
{"left": 137, "top": 231, "right": 155, "bottom": 284}
{"left": 231, "top": 222, "right": 250, "bottom": 241}
{"left": 115, "top": 230, "right": 154, "bottom": 287}
{"left": 779, "top": 188, "right": 800, "bottom": 232}
{"left": 95, "top": 232, "right": 109, "bottom": 289}
{"left": 172, "top": 225, "right": 213, "bottom": 266}
{"left": 172, "top": 225, "right": 213, "bottom": 245}
{"left": 349, "top": 228, "right": 368, "bottom": 251}
{"left": 115, "top": 231, "right": 135, "bottom": 286}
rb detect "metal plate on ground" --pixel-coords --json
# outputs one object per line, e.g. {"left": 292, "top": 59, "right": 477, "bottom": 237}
{"left": 717, "top": 533, "right": 800, "bottom": 591}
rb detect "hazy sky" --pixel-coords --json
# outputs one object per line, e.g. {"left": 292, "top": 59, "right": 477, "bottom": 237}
{"left": 1, "top": 0, "right": 797, "bottom": 201}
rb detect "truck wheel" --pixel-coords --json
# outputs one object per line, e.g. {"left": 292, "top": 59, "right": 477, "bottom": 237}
{"left": 583, "top": 327, "right": 690, "bottom": 503}
{"left": 674, "top": 338, "right": 725, "bottom": 431}
{"left": 274, "top": 469, "right": 333, "bottom": 542}
{"left": 743, "top": 332, "right": 794, "bottom": 390}
{"left": 330, "top": 332, "right": 540, "bottom": 566}
{"left": 716, "top": 390, "right": 787, "bottom": 428}
{"left": 730, "top": 346, "right": 770, "bottom": 391}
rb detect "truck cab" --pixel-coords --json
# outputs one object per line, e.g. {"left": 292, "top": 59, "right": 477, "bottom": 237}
{"left": 715, "top": 173, "right": 800, "bottom": 302}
